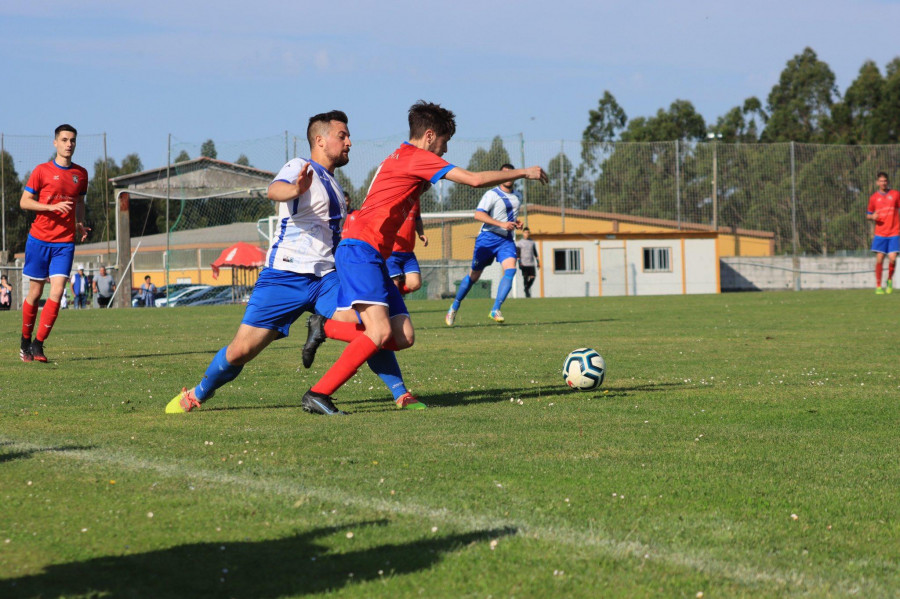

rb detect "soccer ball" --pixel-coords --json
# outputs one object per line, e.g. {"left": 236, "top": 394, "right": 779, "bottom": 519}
{"left": 563, "top": 348, "right": 606, "bottom": 391}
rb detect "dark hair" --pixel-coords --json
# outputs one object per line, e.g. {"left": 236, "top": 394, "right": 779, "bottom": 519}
{"left": 877, "top": 172, "right": 889, "bottom": 180}
{"left": 408, "top": 101, "right": 456, "bottom": 140}
{"left": 55, "top": 124, "right": 77, "bottom": 137}
{"left": 500, "top": 163, "right": 515, "bottom": 170}
{"left": 306, "top": 110, "right": 348, "bottom": 148}
{"left": 522, "top": 227, "right": 530, "bottom": 232}
{"left": 144, "top": 275, "right": 151, "bottom": 281}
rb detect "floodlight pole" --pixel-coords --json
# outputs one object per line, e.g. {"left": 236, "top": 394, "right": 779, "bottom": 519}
{"left": 1, "top": 133, "right": 5, "bottom": 259}
{"left": 165, "top": 134, "right": 171, "bottom": 297}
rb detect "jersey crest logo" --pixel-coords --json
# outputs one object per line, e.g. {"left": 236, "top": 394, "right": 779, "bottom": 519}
{"left": 72, "top": 175, "right": 79, "bottom": 183}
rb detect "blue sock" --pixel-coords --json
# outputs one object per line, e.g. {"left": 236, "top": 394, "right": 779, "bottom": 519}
{"left": 194, "top": 346, "right": 244, "bottom": 402}
{"left": 452, "top": 275, "right": 474, "bottom": 311}
{"left": 367, "top": 350, "right": 408, "bottom": 400}
{"left": 493, "top": 269, "right": 516, "bottom": 312}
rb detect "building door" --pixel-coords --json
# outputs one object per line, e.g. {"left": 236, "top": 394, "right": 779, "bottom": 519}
{"left": 600, "top": 246, "right": 626, "bottom": 296}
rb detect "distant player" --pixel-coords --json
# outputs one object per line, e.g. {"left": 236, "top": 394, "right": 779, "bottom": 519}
{"left": 446, "top": 164, "right": 522, "bottom": 325}
{"left": 300, "top": 101, "right": 547, "bottom": 414}
{"left": 18, "top": 124, "right": 90, "bottom": 362}
{"left": 387, "top": 199, "right": 428, "bottom": 295}
{"left": 166, "top": 110, "right": 414, "bottom": 414}
{"left": 866, "top": 171, "right": 900, "bottom": 294}
{"left": 516, "top": 227, "right": 539, "bottom": 298}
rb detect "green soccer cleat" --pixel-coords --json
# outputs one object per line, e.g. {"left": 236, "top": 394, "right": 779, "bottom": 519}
{"left": 887, "top": 280, "right": 894, "bottom": 294}
{"left": 166, "top": 388, "right": 201, "bottom": 414}
{"left": 395, "top": 392, "right": 426, "bottom": 410}
{"left": 876, "top": 286, "right": 886, "bottom": 295}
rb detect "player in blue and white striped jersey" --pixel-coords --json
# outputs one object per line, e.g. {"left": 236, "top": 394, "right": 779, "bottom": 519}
{"left": 446, "top": 163, "right": 522, "bottom": 325}
{"left": 166, "top": 110, "right": 412, "bottom": 415}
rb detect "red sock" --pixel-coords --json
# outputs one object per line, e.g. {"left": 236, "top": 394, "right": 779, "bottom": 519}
{"left": 876, "top": 262, "right": 884, "bottom": 287}
{"left": 889, "top": 262, "right": 896, "bottom": 281}
{"left": 22, "top": 300, "right": 38, "bottom": 339}
{"left": 399, "top": 283, "right": 412, "bottom": 295}
{"left": 311, "top": 335, "right": 378, "bottom": 396}
{"left": 36, "top": 299, "right": 60, "bottom": 342}
{"left": 324, "top": 319, "right": 366, "bottom": 342}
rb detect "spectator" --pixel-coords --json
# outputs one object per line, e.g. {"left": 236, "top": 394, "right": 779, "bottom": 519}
{"left": 93, "top": 266, "right": 115, "bottom": 308}
{"left": 71, "top": 266, "right": 89, "bottom": 309}
{"left": 140, "top": 275, "right": 157, "bottom": 307}
{"left": 0, "top": 275, "right": 12, "bottom": 311}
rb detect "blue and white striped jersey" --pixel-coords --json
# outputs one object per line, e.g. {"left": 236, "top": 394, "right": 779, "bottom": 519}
{"left": 266, "top": 158, "right": 346, "bottom": 277}
{"left": 476, "top": 187, "right": 521, "bottom": 240}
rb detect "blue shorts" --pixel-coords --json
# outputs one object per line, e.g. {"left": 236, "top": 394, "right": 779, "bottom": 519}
{"left": 241, "top": 267, "right": 340, "bottom": 338}
{"left": 386, "top": 252, "right": 420, "bottom": 278}
{"left": 871, "top": 235, "right": 900, "bottom": 254}
{"left": 23, "top": 235, "right": 75, "bottom": 280}
{"left": 471, "top": 232, "right": 517, "bottom": 271}
{"left": 335, "top": 240, "right": 408, "bottom": 317}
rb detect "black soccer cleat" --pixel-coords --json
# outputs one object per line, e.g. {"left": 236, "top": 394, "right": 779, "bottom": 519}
{"left": 20, "top": 337, "right": 33, "bottom": 363}
{"left": 302, "top": 314, "right": 328, "bottom": 369}
{"left": 301, "top": 390, "right": 347, "bottom": 416}
{"left": 31, "top": 339, "right": 47, "bottom": 363}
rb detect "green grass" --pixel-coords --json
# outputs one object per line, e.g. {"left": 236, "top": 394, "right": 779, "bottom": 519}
{"left": 1, "top": 291, "right": 899, "bottom": 598}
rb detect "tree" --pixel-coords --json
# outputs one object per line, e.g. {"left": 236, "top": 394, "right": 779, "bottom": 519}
{"left": 762, "top": 47, "right": 838, "bottom": 142}
{"left": 713, "top": 97, "right": 765, "bottom": 142}
{"left": 173, "top": 150, "right": 191, "bottom": 163}
{"left": 234, "top": 154, "right": 251, "bottom": 166}
{"left": 1, "top": 150, "right": 25, "bottom": 260}
{"left": 620, "top": 99, "right": 706, "bottom": 142}
{"left": 200, "top": 139, "right": 217, "bottom": 159}
{"left": 84, "top": 154, "right": 145, "bottom": 241}
{"left": 879, "top": 57, "right": 900, "bottom": 142}
{"left": 446, "top": 136, "right": 512, "bottom": 211}
{"left": 832, "top": 60, "right": 887, "bottom": 144}
{"left": 581, "top": 91, "right": 627, "bottom": 174}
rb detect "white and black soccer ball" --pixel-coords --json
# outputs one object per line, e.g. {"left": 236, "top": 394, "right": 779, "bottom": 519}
{"left": 563, "top": 348, "right": 606, "bottom": 391}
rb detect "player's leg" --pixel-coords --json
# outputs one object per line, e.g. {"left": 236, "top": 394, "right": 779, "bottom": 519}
{"left": 875, "top": 251, "right": 886, "bottom": 293}
{"left": 448, "top": 238, "right": 496, "bottom": 325}
{"left": 402, "top": 271, "right": 422, "bottom": 294}
{"left": 31, "top": 243, "right": 75, "bottom": 361}
{"left": 887, "top": 239, "right": 899, "bottom": 294}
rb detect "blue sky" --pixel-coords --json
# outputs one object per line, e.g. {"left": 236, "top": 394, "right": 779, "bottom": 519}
{"left": 2, "top": 0, "right": 899, "bottom": 173}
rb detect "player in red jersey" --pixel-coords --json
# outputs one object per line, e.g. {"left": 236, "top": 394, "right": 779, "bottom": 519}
{"left": 866, "top": 171, "right": 900, "bottom": 294}
{"left": 387, "top": 200, "right": 429, "bottom": 295}
{"left": 300, "top": 100, "right": 547, "bottom": 414}
{"left": 18, "top": 124, "right": 90, "bottom": 362}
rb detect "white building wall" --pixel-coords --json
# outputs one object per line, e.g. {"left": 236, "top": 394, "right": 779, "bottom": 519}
{"left": 625, "top": 240, "right": 683, "bottom": 295}
{"left": 684, "top": 239, "right": 719, "bottom": 294}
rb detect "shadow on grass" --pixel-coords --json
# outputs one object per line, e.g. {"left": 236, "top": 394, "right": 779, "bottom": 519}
{"left": 417, "top": 318, "right": 614, "bottom": 331}
{"left": 0, "top": 444, "right": 96, "bottom": 465}
{"left": 3, "top": 521, "right": 517, "bottom": 598}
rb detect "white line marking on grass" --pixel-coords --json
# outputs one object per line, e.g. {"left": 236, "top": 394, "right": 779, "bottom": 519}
{"left": 0, "top": 438, "right": 872, "bottom": 595}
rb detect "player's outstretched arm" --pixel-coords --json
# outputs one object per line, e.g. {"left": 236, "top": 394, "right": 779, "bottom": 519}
{"left": 20, "top": 190, "right": 74, "bottom": 215}
{"left": 445, "top": 165, "right": 548, "bottom": 189}
{"left": 268, "top": 162, "right": 315, "bottom": 202}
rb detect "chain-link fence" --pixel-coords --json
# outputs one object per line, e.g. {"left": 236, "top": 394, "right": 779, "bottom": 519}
{"left": 4, "top": 132, "right": 899, "bottom": 302}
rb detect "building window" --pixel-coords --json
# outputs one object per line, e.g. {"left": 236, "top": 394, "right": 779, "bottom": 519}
{"left": 554, "top": 248, "right": 582, "bottom": 273}
{"left": 643, "top": 247, "right": 671, "bottom": 272}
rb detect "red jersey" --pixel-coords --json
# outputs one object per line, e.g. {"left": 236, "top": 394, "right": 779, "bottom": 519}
{"left": 343, "top": 143, "right": 454, "bottom": 258}
{"left": 392, "top": 201, "right": 421, "bottom": 253}
{"left": 24, "top": 160, "right": 88, "bottom": 243}
{"left": 867, "top": 189, "right": 900, "bottom": 237}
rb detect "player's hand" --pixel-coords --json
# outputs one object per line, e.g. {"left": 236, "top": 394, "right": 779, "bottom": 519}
{"left": 514, "top": 219, "right": 524, "bottom": 230}
{"left": 419, "top": 234, "right": 429, "bottom": 247}
{"left": 49, "top": 200, "right": 74, "bottom": 215}
{"left": 524, "top": 166, "right": 548, "bottom": 184}
{"left": 76, "top": 223, "right": 91, "bottom": 242}
{"left": 501, "top": 221, "right": 516, "bottom": 231}
{"left": 295, "top": 163, "right": 315, "bottom": 196}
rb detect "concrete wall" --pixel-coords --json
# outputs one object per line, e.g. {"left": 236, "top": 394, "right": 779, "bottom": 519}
{"left": 721, "top": 256, "right": 872, "bottom": 291}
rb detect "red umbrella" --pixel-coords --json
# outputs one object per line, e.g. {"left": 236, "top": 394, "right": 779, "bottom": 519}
{"left": 210, "top": 242, "right": 266, "bottom": 279}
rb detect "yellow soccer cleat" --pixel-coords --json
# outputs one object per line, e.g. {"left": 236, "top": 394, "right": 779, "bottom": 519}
{"left": 166, "top": 388, "right": 201, "bottom": 414}
{"left": 489, "top": 309, "right": 505, "bottom": 323}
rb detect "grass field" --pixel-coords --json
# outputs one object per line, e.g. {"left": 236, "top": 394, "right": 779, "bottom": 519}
{"left": 1, "top": 290, "right": 899, "bottom": 598}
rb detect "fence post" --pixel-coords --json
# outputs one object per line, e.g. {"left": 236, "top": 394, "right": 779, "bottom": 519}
{"left": 790, "top": 141, "right": 800, "bottom": 291}
{"left": 165, "top": 134, "right": 171, "bottom": 296}
{"left": 560, "top": 139, "right": 566, "bottom": 232}
{"left": 520, "top": 132, "right": 527, "bottom": 226}
{"left": 1, "top": 132, "right": 5, "bottom": 260}
{"left": 675, "top": 139, "right": 681, "bottom": 230}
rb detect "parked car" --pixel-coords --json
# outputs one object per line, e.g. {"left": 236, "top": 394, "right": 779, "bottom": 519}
{"left": 155, "top": 285, "right": 210, "bottom": 307}
{"left": 177, "top": 286, "right": 237, "bottom": 307}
